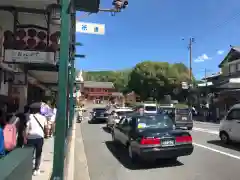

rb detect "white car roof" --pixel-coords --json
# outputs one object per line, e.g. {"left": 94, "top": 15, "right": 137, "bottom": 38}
{"left": 144, "top": 103, "right": 157, "bottom": 106}
{"left": 115, "top": 108, "right": 133, "bottom": 112}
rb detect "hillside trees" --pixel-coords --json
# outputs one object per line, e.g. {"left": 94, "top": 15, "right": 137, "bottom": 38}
{"left": 80, "top": 61, "right": 193, "bottom": 101}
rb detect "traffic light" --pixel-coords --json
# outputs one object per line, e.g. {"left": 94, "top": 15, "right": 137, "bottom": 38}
{"left": 74, "top": 0, "right": 100, "bottom": 13}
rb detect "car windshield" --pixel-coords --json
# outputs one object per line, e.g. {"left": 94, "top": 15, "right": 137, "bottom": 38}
{"left": 145, "top": 106, "right": 157, "bottom": 111}
{"left": 136, "top": 115, "right": 173, "bottom": 129}
{"left": 94, "top": 108, "right": 106, "bottom": 112}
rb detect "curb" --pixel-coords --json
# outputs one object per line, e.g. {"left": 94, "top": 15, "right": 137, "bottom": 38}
{"left": 76, "top": 117, "right": 90, "bottom": 180}
{"left": 65, "top": 113, "right": 77, "bottom": 180}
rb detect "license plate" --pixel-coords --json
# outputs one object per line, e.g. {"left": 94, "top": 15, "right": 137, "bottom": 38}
{"left": 100, "top": 114, "right": 104, "bottom": 117}
{"left": 161, "top": 140, "right": 175, "bottom": 147}
{"left": 182, "top": 117, "right": 187, "bottom": 120}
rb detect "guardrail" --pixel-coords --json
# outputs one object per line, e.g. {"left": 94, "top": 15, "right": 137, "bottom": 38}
{"left": 0, "top": 147, "right": 34, "bottom": 180}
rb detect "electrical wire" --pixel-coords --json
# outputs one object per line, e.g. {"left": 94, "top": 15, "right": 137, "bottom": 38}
{"left": 194, "top": 9, "right": 240, "bottom": 44}
{"left": 76, "top": 12, "right": 92, "bottom": 22}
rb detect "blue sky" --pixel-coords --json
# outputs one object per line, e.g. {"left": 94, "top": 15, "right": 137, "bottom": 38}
{"left": 75, "top": 0, "right": 240, "bottom": 79}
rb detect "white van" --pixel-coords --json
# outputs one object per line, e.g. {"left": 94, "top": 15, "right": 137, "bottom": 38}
{"left": 219, "top": 104, "right": 240, "bottom": 144}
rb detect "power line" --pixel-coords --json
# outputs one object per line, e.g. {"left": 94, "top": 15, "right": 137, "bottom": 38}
{"left": 194, "top": 9, "right": 240, "bottom": 44}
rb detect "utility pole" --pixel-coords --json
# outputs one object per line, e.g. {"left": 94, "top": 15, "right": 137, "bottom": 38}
{"left": 204, "top": 68, "right": 207, "bottom": 86}
{"left": 188, "top": 37, "right": 195, "bottom": 85}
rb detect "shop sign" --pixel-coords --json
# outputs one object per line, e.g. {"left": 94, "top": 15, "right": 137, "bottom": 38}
{"left": 4, "top": 49, "right": 56, "bottom": 65}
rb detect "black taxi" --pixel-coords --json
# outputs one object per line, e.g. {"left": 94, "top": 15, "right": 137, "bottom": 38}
{"left": 111, "top": 112, "right": 193, "bottom": 163}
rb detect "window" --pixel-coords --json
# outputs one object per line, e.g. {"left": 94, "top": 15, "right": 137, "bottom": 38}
{"left": 227, "top": 109, "right": 240, "bottom": 120}
{"left": 119, "top": 117, "right": 132, "bottom": 127}
{"left": 176, "top": 109, "right": 190, "bottom": 115}
{"left": 229, "top": 64, "right": 236, "bottom": 74}
{"left": 237, "top": 63, "right": 240, "bottom": 71}
{"left": 136, "top": 115, "right": 174, "bottom": 129}
{"left": 145, "top": 106, "right": 157, "bottom": 111}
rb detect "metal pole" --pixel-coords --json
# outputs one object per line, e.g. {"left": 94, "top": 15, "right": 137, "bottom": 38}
{"left": 204, "top": 68, "right": 207, "bottom": 87}
{"left": 69, "top": 8, "right": 76, "bottom": 127}
{"left": 189, "top": 38, "right": 193, "bottom": 84}
{"left": 51, "top": 0, "right": 70, "bottom": 178}
{"left": 69, "top": 66, "right": 75, "bottom": 127}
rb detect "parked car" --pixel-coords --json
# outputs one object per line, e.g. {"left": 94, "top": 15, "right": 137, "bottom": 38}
{"left": 159, "top": 105, "right": 193, "bottom": 130}
{"left": 89, "top": 108, "right": 109, "bottom": 123}
{"left": 219, "top": 104, "right": 240, "bottom": 144}
{"left": 106, "top": 108, "right": 133, "bottom": 130}
{"left": 111, "top": 113, "right": 194, "bottom": 163}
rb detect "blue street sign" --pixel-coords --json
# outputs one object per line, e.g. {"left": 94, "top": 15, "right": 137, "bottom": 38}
{"left": 94, "top": 27, "right": 99, "bottom": 32}
{"left": 82, "top": 25, "right": 87, "bottom": 31}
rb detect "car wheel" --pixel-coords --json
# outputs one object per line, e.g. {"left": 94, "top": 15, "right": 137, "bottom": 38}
{"left": 128, "top": 145, "right": 138, "bottom": 163}
{"left": 220, "top": 131, "right": 230, "bottom": 144}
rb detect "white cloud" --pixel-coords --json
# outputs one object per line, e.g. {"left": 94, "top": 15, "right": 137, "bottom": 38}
{"left": 194, "top": 54, "right": 211, "bottom": 63}
{"left": 217, "top": 50, "right": 224, "bottom": 55}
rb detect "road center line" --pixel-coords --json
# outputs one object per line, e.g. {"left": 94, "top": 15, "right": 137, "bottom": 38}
{"left": 193, "top": 142, "right": 240, "bottom": 160}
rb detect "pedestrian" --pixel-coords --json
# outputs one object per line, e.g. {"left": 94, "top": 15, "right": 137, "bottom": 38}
{"left": 0, "top": 110, "right": 5, "bottom": 157}
{"left": 0, "top": 109, "right": 6, "bottom": 128}
{"left": 15, "top": 112, "right": 28, "bottom": 148}
{"left": 26, "top": 105, "right": 47, "bottom": 176}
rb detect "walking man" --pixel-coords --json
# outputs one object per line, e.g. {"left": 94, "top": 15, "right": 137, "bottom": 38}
{"left": 26, "top": 104, "right": 47, "bottom": 176}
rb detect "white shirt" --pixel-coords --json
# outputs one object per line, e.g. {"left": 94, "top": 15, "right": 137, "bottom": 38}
{"left": 50, "top": 108, "right": 57, "bottom": 122}
{"left": 53, "top": 108, "right": 57, "bottom": 114}
{"left": 27, "top": 113, "right": 47, "bottom": 139}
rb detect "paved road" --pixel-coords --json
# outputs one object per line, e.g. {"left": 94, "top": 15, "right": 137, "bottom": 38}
{"left": 75, "top": 107, "right": 240, "bottom": 180}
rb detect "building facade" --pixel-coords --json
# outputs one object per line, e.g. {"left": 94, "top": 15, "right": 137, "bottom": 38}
{"left": 83, "top": 81, "right": 115, "bottom": 101}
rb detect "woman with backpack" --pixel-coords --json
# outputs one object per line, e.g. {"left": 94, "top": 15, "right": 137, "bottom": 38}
{"left": 26, "top": 104, "right": 47, "bottom": 176}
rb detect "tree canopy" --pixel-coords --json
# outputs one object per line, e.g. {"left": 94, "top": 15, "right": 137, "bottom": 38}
{"left": 82, "top": 70, "right": 131, "bottom": 93}
{"left": 79, "top": 61, "right": 193, "bottom": 101}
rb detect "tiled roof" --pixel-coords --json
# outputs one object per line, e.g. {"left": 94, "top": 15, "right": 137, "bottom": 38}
{"left": 219, "top": 46, "right": 240, "bottom": 67}
{"left": 83, "top": 81, "right": 114, "bottom": 88}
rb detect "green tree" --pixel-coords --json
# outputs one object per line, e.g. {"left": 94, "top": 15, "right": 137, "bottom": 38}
{"left": 128, "top": 61, "right": 192, "bottom": 101}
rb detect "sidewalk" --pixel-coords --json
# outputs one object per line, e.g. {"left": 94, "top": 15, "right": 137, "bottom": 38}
{"left": 32, "top": 137, "right": 54, "bottom": 180}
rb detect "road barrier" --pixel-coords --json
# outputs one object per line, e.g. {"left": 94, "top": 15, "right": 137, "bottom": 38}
{"left": 0, "top": 147, "right": 34, "bottom": 180}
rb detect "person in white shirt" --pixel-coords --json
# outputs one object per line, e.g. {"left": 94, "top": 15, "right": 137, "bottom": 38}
{"left": 49, "top": 104, "right": 57, "bottom": 136}
{"left": 26, "top": 106, "right": 47, "bottom": 176}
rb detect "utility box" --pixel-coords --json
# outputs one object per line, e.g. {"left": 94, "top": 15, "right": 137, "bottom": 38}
{"left": 74, "top": 0, "right": 100, "bottom": 13}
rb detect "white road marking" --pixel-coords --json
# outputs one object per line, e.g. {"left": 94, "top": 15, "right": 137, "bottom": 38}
{"left": 193, "top": 127, "right": 219, "bottom": 135}
{"left": 194, "top": 121, "right": 220, "bottom": 126}
{"left": 193, "top": 142, "right": 240, "bottom": 160}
